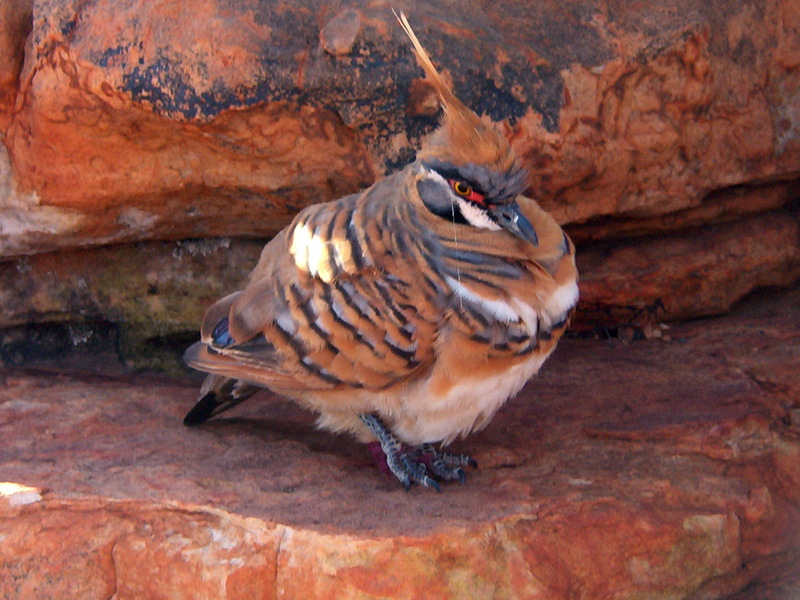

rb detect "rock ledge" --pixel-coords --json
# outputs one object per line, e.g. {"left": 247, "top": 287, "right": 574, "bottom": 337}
{"left": 1, "top": 287, "right": 799, "bottom": 599}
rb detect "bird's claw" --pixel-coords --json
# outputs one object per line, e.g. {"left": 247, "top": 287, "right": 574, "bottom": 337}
{"left": 417, "top": 443, "right": 476, "bottom": 484}
{"left": 399, "top": 452, "right": 441, "bottom": 492}
{"left": 361, "top": 414, "right": 476, "bottom": 491}
{"left": 379, "top": 439, "right": 442, "bottom": 492}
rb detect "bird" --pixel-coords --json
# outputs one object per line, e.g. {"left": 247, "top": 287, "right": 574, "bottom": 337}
{"left": 183, "top": 12, "right": 579, "bottom": 491}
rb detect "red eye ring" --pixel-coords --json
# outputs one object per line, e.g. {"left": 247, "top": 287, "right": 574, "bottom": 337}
{"left": 448, "top": 179, "right": 486, "bottom": 204}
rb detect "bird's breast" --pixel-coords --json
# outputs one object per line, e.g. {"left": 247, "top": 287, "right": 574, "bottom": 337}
{"left": 382, "top": 245, "right": 578, "bottom": 445}
{"left": 391, "top": 345, "right": 551, "bottom": 445}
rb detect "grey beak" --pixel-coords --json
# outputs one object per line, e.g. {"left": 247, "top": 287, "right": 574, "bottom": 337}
{"left": 491, "top": 202, "right": 539, "bottom": 246}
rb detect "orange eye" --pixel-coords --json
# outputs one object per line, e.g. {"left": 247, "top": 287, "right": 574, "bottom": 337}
{"left": 452, "top": 180, "right": 472, "bottom": 196}
{"left": 448, "top": 179, "right": 486, "bottom": 204}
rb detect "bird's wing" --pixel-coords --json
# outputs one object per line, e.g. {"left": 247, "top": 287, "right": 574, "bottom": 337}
{"left": 189, "top": 183, "right": 444, "bottom": 394}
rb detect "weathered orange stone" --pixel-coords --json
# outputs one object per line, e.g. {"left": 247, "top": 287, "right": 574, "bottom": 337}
{"left": 1, "top": 0, "right": 799, "bottom": 257}
{"left": 575, "top": 208, "right": 800, "bottom": 328}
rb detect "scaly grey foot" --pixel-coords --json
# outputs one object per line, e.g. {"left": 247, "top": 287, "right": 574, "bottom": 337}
{"left": 360, "top": 414, "right": 477, "bottom": 491}
{"left": 413, "top": 443, "right": 478, "bottom": 484}
{"left": 360, "top": 414, "right": 440, "bottom": 491}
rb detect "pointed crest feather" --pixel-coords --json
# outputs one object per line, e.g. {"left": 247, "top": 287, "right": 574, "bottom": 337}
{"left": 394, "top": 10, "right": 523, "bottom": 178}
{"left": 393, "top": 10, "right": 459, "bottom": 109}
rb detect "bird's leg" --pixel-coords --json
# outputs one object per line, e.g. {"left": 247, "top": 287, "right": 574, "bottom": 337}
{"left": 415, "top": 443, "right": 478, "bottom": 484}
{"left": 359, "top": 414, "right": 440, "bottom": 492}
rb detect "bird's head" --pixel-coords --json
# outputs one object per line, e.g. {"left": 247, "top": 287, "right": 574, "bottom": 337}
{"left": 396, "top": 12, "right": 538, "bottom": 246}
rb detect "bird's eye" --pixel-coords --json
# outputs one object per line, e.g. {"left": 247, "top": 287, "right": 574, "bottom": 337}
{"left": 453, "top": 180, "right": 471, "bottom": 196}
{"left": 448, "top": 179, "right": 485, "bottom": 204}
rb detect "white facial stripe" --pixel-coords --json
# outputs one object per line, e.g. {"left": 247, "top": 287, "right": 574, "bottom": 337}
{"left": 422, "top": 167, "right": 501, "bottom": 232}
{"left": 423, "top": 167, "right": 448, "bottom": 185}
{"left": 454, "top": 197, "right": 501, "bottom": 231}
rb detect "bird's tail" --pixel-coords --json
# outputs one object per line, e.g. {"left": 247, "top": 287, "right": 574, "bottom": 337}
{"left": 183, "top": 373, "right": 259, "bottom": 426}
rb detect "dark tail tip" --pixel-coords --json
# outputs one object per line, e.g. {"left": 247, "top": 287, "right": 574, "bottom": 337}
{"left": 183, "top": 392, "right": 221, "bottom": 426}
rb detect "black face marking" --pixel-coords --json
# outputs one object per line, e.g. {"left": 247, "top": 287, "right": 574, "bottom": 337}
{"left": 422, "top": 160, "right": 528, "bottom": 206}
{"left": 416, "top": 178, "right": 469, "bottom": 224}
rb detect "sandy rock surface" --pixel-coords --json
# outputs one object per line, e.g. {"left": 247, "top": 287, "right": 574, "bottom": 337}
{"left": 2, "top": 286, "right": 798, "bottom": 599}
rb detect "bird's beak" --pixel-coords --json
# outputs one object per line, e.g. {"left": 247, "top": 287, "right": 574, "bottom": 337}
{"left": 490, "top": 202, "right": 539, "bottom": 246}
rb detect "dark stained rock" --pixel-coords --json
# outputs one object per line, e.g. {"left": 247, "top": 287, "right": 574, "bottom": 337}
{"left": 1, "top": 0, "right": 799, "bottom": 256}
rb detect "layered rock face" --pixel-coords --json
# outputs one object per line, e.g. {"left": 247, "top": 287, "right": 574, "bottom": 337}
{"left": 0, "top": 0, "right": 798, "bottom": 350}
{"left": 2, "top": 2, "right": 800, "bottom": 598}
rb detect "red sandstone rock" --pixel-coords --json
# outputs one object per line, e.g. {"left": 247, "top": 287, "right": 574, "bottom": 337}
{"left": 0, "top": 0, "right": 31, "bottom": 130}
{"left": 1, "top": 0, "right": 799, "bottom": 257}
{"left": 567, "top": 182, "right": 797, "bottom": 244}
{"left": 320, "top": 9, "right": 362, "bottom": 57}
{"left": 1, "top": 287, "right": 799, "bottom": 598}
{"left": 575, "top": 208, "right": 800, "bottom": 328}
{"left": 1, "top": 4, "right": 799, "bottom": 594}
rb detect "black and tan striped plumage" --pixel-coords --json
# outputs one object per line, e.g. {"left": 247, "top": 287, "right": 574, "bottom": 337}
{"left": 183, "top": 13, "right": 578, "bottom": 490}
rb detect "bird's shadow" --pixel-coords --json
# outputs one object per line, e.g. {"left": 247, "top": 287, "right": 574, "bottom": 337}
{"left": 186, "top": 409, "right": 370, "bottom": 464}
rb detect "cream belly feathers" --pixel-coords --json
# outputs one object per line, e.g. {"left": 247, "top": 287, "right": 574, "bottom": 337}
{"left": 183, "top": 13, "right": 578, "bottom": 490}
